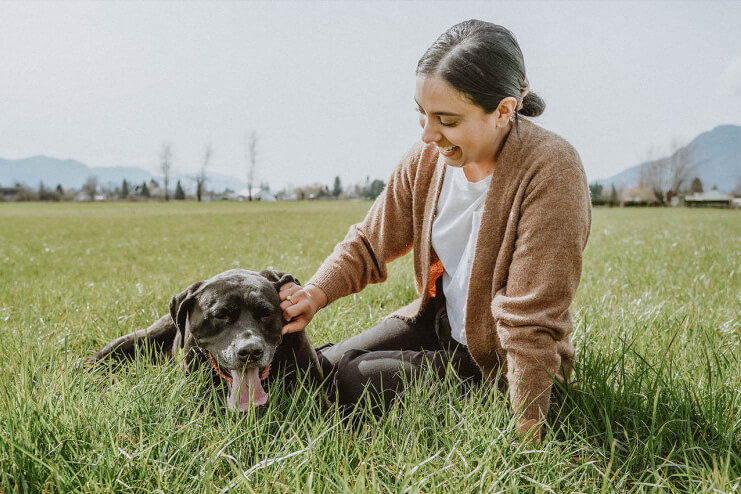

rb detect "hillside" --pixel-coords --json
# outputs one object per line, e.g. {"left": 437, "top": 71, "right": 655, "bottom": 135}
{"left": 595, "top": 125, "right": 741, "bottom": 193}
{"left": 0, "top": 155, "right": 247, "bottom": 193}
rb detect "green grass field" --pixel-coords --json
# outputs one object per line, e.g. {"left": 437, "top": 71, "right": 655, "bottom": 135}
{"left": 0, "top": 202, "right": 739, "bottom": 492}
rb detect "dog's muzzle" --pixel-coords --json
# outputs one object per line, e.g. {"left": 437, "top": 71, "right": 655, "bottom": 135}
{"left": 207, "top": 351, "right": 271, "bottom": 411}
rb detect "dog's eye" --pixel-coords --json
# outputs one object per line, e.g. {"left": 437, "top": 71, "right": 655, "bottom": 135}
{"left": 212, "top": 308, "right": 233, "bottom": 320}
{"left": 254, "top": 305, "right": 273, "bottom": 320}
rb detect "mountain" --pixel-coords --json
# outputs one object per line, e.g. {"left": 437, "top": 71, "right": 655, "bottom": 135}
{"left": 595, "top": 125, "right": 741, "bottom": 193}
{"left": 0, "top": 155, "right": 247, "bottom": 193}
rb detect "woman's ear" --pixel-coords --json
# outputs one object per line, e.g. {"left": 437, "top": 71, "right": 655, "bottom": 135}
{"left": 495, "top": 97, "right": 518, "bottom": 127}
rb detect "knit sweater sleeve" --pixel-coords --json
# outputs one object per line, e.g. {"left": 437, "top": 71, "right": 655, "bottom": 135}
{"left": 307, "top": 143, "right": 422, "bottom": 305}
{"left": 491, "top": 147, "right": 591, "bottom": 421}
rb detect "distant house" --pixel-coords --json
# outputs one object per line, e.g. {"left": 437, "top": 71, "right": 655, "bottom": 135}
{"left": 620, "top": 185, "right": 658, "bottom": 206}
{"left": 73, "top": 191, "right": 106, "bottom": 201}
{"left": 0, "top": 187, "right": 20, "bottom": 199}
{"left": 274, "top": 189, "right": 298, "bottom": 201}
{"left": 232, "top": 188, "right": 276, "bottom": 202}
{"left": 685, "top": 190, "right": 732, "bottom": 209}
{"left": 148, "top": 185, "right": 166, "bottom": 199}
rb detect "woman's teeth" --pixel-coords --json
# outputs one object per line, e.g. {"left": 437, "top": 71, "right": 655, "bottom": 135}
{"left": 439, "top": 145, "right": 458, "bottom": 156}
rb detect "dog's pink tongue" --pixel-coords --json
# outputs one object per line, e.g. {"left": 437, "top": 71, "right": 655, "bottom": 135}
{"left": 228, "top": 368, "right": 268, "bottom": 411}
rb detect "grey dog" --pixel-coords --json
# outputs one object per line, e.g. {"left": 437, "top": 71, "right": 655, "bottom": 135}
{"left": 86, "top": 269, "right": 325, "bottom": 411}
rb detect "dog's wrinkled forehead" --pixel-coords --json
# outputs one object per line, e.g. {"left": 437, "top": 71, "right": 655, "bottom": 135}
{"left": 197, "top": 272, "right": 279, "bottom": 307}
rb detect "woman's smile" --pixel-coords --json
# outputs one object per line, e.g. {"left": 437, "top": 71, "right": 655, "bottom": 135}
{"left": 438, "top": 145, "right": 459, "bottom": 157}
{"left": 414, "top": 74, "right": 511, "bottom": 179}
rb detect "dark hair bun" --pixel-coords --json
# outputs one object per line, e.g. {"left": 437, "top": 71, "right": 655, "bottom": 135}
{"left": 518, "top": 91, "right": 545, "bottom": 117}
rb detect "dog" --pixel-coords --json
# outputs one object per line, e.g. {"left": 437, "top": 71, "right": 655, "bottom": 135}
{"left": 86, "top": 269, "right": 326, "bottom": 411}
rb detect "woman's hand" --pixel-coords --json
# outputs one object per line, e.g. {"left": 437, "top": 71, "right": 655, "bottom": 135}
{"left": 278, "top": 283, "right": 328, "bottom": 334}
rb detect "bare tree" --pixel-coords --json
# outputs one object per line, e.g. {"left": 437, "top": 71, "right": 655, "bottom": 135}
{"left": 639, "top": 138, "right": 695, "bottom": 205}
{"left": 196, "top": 143, "right": 212, "bottom": 202}
{"left": 246, "top": 131, "right": 257, "bottom": 201}
{"left": 160, "top": 142, "right": 172, "bottom": 201}
{"left": 82, "top": 176, "right": 98, "bottom": 201}
{"left": 666, "top": 138, "right": 695, "bottom": 198}
{"left": 638, "top": 145, "right": 666, "bottom": 204}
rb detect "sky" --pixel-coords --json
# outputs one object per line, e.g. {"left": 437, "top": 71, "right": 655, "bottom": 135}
{"left": 1, "top": 0, "right": 740, "bottom": 190}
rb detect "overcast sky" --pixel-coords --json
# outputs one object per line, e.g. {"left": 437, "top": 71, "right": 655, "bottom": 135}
{"left": 1, "top": 1, "right": 740, "bottom": 189}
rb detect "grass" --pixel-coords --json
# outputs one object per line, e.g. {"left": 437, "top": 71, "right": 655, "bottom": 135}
{"left": 0, "top": 202, "right": 739, "bottom": 492}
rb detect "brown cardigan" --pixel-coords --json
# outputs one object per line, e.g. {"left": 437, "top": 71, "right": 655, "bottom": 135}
{"left": 308, "top": 118, "right": 592, "bottom": 421}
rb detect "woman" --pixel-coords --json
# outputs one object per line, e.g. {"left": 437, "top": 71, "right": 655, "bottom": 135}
{"left": 279, "top": 20, "right": 591, "bottom": 440}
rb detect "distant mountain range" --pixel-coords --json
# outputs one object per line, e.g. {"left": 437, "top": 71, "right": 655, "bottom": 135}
{"left": 0, "top": 155, "right": 248, "bottom": 193}
{"left": 3, "top": 124, "right": 740, "bottom": 194}
{"left": 595, "top": 124, "right": 741, "bottom": 193}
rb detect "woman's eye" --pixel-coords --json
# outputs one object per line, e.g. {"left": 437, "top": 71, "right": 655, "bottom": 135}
{"left": 440, "top": 120, "right": 457, "bottom": 127}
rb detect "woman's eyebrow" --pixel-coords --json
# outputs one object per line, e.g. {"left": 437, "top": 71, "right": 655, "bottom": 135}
{"left": 414, "top": 99, "right": 461, "bottom": 117}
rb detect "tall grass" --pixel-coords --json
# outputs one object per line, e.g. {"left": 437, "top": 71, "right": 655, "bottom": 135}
{"left": 0, "top": 202, "right": 738, "bottom": 492}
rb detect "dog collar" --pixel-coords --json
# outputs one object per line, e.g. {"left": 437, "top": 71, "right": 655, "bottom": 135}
{"left": 206, "top": 351, "right": 271, "bottom": 384}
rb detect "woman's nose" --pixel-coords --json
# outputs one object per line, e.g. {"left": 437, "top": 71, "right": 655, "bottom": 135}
{"left": 420, "top": 122, "right": 441, "bottom": 144}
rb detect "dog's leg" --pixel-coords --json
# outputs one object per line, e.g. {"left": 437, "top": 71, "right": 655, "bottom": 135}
{"left": 274, "top": 333, "right": 323, "bottom": 380}
{"left": 85, "top": 315, "right": 178, "bottom": 364}
{"left": 272, "top": 332, "right": 331, "bottom": 409}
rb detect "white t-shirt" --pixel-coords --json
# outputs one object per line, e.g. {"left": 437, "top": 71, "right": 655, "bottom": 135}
{"left": 430, "top": 165, "right": 491, "bottom": 345}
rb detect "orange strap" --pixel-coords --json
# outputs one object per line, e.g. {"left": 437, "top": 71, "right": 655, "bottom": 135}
{"left": 207, "top": 352, "right": 233, "bottom": 384}
{"left": 427, "top": 259, "right": 444, "bottom": 298}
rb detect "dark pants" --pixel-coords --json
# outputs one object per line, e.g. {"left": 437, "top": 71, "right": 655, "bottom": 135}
{"left": 316, "top": 300, "right": 482, "bottom": 413}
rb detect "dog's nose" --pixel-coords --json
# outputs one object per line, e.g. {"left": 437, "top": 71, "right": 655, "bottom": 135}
{"left": 237, "top": 343, "right": 263, "bottom": 362}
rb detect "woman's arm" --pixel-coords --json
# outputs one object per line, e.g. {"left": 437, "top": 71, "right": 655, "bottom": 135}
{"left": 492, "top": 156, "right": 591, "bottom": 424}
{"left": 280, "top": 143, "right": 425, "bottom": 332}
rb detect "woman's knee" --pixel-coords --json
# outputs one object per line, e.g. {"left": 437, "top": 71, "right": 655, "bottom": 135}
{"left": 333, "top": 349, "right": 408, "bottom": 411}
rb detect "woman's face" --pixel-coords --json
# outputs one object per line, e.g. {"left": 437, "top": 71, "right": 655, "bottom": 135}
{"left": 414, "top": 75, "right": 510, "bottom": 168}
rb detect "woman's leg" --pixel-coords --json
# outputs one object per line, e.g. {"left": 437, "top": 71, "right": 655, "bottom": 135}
{"left": 333, "top": 347, "right": 450, "bottom": 413}
{"left": 316, "top": 308, "right": 441, "bottom": 411}
{"left": 317, "top": 312, "right": 440, "bottom": 370}
{"left": 318, "top": 304, "right": 480, "bottom": 413}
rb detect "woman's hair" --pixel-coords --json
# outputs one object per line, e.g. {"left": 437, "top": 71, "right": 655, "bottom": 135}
{"left": 416, "top": 20, "right": 545, "bottom": 119}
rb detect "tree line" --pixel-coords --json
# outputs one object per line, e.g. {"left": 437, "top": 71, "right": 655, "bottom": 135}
{"left": 0, "top": 175, "right": 387, "bottom": 203}
{"left": 1, "top": 131, "right": 387, "bottom": 202}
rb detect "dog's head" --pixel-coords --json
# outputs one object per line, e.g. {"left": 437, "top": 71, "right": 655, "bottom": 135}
{"left": 169, "top": 268, "right": 299, "bottom": 411}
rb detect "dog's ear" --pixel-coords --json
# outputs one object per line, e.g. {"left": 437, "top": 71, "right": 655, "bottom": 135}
{"left": 168, "top": 281, "right": 204, "bottom": 337}
{"left": 259, "top": 269, "right": 301, "bottom": 293}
